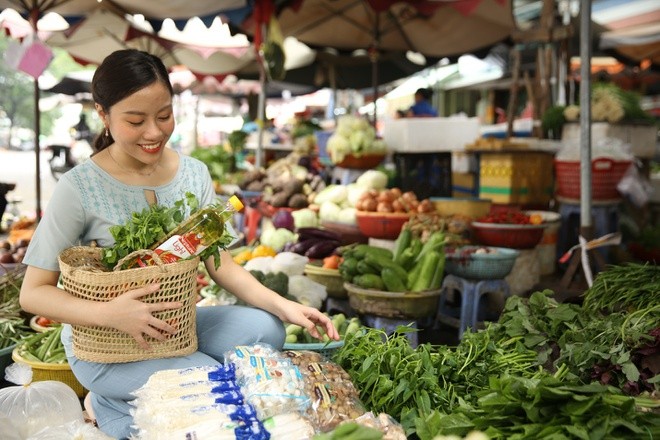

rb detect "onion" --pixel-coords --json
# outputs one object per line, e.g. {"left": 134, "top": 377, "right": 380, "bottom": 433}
{"left": 272, "top": 209, "right": 295, "bottom": 231}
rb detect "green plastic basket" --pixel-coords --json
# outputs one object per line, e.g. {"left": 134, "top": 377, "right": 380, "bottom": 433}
{"left": 282, "top": 340, "right": 344, "bottom": 359}
{"left": 445, "top": 246, "right": 519, "bottom": 280}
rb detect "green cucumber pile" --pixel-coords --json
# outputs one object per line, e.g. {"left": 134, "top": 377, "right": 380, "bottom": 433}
{"left": 338, "top": 229, "right": 446, "bottom": 292}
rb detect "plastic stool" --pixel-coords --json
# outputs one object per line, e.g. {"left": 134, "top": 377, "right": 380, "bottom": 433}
{"left": 361, "top": 314, "right": 418, "bottom": 347}
{"left": 331, "top": 167, "right": 364, "bottom": 185}
{"left": 557, "top": 199, "right": 620, "bottom": 262}
{"left": 438, "top": 274, "right": 510, "bottom": 339}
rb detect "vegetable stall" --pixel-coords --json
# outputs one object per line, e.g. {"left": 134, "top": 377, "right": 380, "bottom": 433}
{"left": 0, "top": 111, "right": 658, "bottom": 438}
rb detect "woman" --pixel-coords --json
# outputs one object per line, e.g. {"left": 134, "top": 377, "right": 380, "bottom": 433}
{"left": 19, "top": 49, "right": 338, "bottom": 439}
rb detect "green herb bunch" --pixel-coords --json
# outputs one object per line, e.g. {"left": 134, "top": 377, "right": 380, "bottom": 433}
{"left": 101, "top": 193, "right": 233, "bottom": 270}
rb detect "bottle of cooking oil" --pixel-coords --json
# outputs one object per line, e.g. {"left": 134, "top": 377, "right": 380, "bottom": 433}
{"left": 138, "top": 195, "right": 244, "bottom": 266}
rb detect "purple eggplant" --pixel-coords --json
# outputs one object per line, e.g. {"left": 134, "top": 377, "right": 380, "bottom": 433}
{"left": 296, "top": 227, "right": 341, "bottom": 242}
{"left": 304, "top": 239, "right": 341, "bottom": 259}
{"left": 289, "top": 239, "right": 318, "bottom": 255}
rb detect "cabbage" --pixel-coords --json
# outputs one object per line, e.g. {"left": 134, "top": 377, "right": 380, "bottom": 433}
{"left": 313, "top": 185, "right": 347, "bottom": 204}
{"left": 327, "top": 134, "right": 350, "bottom": 163}
{"left": 338, "top": 207, "right": 357, "bottom": 225}
{"left": 291, "top": 208, "right": 318, "bottom": 229}
{"left": 356, "top": 170, "right": 388, "bottom": 190}
{"left": 319, "top": 201, "right": 342, "bottom": 222}
{"left": 260, "top": 228, "right": 296, "bottom": 252}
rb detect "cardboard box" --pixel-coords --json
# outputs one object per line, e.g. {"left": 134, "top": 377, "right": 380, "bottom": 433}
{"left": 561, "top": 122, "right": 657, "bottom": 158}
{"left": 478, "top": 152, "right": 554, "bottom": 205}
{"left": 383, "top": 117, "right": 481, "bottom": 152}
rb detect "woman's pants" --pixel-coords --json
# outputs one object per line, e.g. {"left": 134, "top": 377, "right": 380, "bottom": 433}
{"left": 65, "top": 305, "right": 285, "bottom": 439}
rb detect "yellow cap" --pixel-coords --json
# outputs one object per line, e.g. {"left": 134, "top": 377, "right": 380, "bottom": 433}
{"left": 228, "top": 195, "right": 244, "bottom": 212}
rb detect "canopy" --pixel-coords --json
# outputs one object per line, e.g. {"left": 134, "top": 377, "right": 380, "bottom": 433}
{"left": 0, "top": 0, "right": 252, "bottom": 220}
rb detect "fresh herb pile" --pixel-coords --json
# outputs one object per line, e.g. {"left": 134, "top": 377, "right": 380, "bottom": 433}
{"left": 0, "top": 271, "right": 31, "bottom": 349}
{"left": 582, "top": 263, "right": 660, "bottom": 313}
{"left": 333, "top": 284, "right": 660, "bottom": 439}
{"left": 101, "top": 193, "right": 233, "bottom": 270}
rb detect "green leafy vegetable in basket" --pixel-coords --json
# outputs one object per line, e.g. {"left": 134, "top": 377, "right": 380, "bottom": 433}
{"left": 102, "top": 193, "right": 235, "bottom": 270}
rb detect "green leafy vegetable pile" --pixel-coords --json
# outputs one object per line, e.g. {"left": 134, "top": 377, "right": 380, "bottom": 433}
{"left": 333, "top": 284, "right": 660, "bottom": 439}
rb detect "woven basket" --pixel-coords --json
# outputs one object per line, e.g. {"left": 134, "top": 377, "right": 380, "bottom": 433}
{"left": 58, "top": 246, "right": 199, "bottom": 363}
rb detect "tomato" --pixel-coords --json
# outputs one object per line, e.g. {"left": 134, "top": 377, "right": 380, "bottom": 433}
{"left": 36, "top": 316, "right": 53, "bottom": 327}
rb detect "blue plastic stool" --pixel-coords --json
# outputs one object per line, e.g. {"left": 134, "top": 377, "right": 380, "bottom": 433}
{"left": 331, "top": 167, "right": 364, "bottom": 185}
{"left": 557, "top": 198, "right": 620, "bottom": 262}
{"left": 438, "top": 274, "right": 510, "bottom": 339}
{"left": 361, "top": 314, "right": 418, "bottom": 347}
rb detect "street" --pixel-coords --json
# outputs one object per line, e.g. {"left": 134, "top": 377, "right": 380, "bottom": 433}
{"left": 1, "top": 147, "right": 58, "bottom": 219}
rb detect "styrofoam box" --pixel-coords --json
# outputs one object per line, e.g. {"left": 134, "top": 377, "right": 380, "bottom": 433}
{"left": 561, "top": 122, "right": 657, "bottom": 158}
{"left": 383, "top": 117, "right": 481, "bottom": 152}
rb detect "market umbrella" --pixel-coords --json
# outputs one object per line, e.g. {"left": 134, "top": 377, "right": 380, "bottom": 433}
{"left": 237, "top": 47, "right": 441, "bottom": 90}
{"left": 238, "top": 0, "right": 514, "bottom": 123}
{"left": 45, "top": 8, "right": 255, "bottom": 79}
{"left": 599, "top": 21, "right": 660, "bottom": 66}
{"left": 0, "top": 0, "right": 249, "bottom": 219}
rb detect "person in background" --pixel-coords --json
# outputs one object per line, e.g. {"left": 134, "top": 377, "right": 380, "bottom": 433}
{"left": 0, "top": 182, "right": 16, "bottom": 232}
{"left": 19, "top": 49, "right": 338, "bottom": 439}
{"left": 408, "top": 87, "right": 439, "bottom": 117}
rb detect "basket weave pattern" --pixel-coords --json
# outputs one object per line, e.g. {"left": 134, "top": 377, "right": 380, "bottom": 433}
{"left": 555, "top": 158, "right": 632, "bottom": 200}
{"left": 58, "top": 246, "right": 199, "bottom": 363}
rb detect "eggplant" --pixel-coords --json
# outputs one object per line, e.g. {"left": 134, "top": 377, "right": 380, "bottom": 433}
{"left": 296, "top": 227, "right": 340, "bottom": 242}
{"left": 304, "top": 239, "right": 341, "bottom": 259}
{"left": 289, "top": 239, "right": 318, "bottom": 255}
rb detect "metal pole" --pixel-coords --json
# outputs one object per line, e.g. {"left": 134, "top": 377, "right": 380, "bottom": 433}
{"left": 29, "top": 10, "right": 42, "bottom": 221}
{"left": 579, "top": 0, "right": 592, "bottom": 231}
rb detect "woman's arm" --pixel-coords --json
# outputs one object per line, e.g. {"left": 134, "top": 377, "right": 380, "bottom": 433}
{"left": 205, "top": 251, "right": 339, "bottom": 341}
{"left": 20, "top": 267, "right": 183, "bottom": 350}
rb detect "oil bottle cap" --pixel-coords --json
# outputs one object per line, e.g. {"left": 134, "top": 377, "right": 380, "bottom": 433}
{"left": 228, "top": 195, "right": 244, "bottom": 212}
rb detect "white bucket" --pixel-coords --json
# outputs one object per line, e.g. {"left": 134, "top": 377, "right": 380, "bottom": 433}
{"left": 526, "top": 210, "right": 561, "bottom": 275}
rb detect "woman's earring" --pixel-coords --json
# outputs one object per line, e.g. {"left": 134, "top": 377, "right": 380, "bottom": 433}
{"left": 105, "top": 128, "right": 109, "bottom": 137}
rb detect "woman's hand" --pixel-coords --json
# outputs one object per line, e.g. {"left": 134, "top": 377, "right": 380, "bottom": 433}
{"left": 102, "top": 283, "right": 183, "bottom": 350}
{"left": 280, "top": 300, "right": 340, "bottom": 342}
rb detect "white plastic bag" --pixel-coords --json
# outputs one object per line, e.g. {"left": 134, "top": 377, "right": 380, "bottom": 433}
{"left": 27, "top": 419, "right": 113, "bottom": 440}
{"left": 617, "top": 162, "right": 652, "bottom": 207}
{"left": 0, "top": 363, "right": 83, "bottom": 439}
{"left": 271, "top": 252, "right": 309, "bottom": 277}
{"left": 288, "top": 275, "right": 327, "bottom": 309}
{"left": 0, "top": 413, "right": 22, "bottom": 440}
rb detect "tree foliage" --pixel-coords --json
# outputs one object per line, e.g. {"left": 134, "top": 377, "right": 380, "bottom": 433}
{"left": 0, "top": 34, "right": 82, "bottom": 146}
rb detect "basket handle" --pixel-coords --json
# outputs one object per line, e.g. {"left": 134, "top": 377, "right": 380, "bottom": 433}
{"left": 114, "top": 249, "right": 168, "bottom": 273}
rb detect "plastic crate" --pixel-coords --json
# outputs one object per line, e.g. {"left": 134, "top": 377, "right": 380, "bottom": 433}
{"left": 393, "top": 152, "right": 452, "bottom": 199}
{"left": 554, "top": 158, "right": 632, "bottom": 201}
{"left": 478, "top": 152, "right": 554, "bottom": 205}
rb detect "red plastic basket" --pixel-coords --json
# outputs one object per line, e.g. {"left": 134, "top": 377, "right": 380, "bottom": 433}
{"left": 554, "top": 158, "right": 632, "bottom": 201}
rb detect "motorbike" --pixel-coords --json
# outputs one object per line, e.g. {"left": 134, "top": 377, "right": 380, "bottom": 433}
{"left": 48, "top": 140, "right": 93, "bottom": 181}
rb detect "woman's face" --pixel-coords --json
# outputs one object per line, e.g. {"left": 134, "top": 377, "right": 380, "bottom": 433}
{"left": 98, "top": 81, "right": 174, "bottom": 163}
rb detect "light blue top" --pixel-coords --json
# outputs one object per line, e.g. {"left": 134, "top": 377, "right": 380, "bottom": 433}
{"left": 24, "top": 152, "right": 217, "bottom": 271}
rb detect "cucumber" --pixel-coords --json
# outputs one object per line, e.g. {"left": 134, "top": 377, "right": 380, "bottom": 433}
{"left": 411, "top": 250, "right": 441, "bottom": 292}
{"left": 381, "top": 267, "right": 407, "bottom": 292}
{"left": 354, "top": 273, "right": 385, "bottom": 290}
